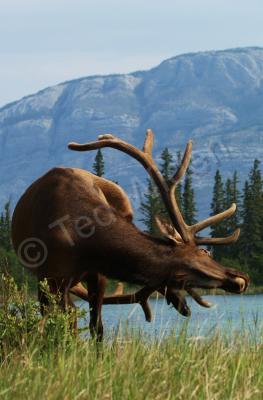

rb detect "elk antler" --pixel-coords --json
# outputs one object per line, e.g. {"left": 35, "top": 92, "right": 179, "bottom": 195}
{"left": 68, "top": 130, "right": 239, "bottom": 245}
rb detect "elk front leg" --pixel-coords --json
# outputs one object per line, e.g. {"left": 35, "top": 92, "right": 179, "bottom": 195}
{"left": 87, "top": 273, "right": 106, "bottom": 341}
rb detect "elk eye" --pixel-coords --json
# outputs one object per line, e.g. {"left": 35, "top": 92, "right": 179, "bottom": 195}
{"left": 199, "top": 248, "right": 211, "bottom": 257}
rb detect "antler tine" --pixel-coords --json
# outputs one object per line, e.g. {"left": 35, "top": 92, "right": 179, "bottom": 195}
{"left": 191, "top": 201, "right": 240, "bottom": 246}
{"left": 167, "top": 140, "right": 194, "bottom": 243}
{"left": 69, "top": 133, "right": 156, "bottom": 171}
{"left": 191, "top": 203, "right": 237, "bottom": 234}
{"left": 169, "top": 186, "right": 191, "bottom": 242}
{"left": 195, "top": 228, "right": 240, "bottom": 245}
{"left": 68, "top": 134, "right": 118, "bottom": 152}
{"left": 70, "top": 130, "right": 154, "bottom": 158}
{"left": 169, "top": 140, "right": 193, "bottom": 188}
{"left": 167, "top": 140, "right": 240, "bottom": 245}
{"left": 143, "top": 129, "right": 154, "bottom": 156}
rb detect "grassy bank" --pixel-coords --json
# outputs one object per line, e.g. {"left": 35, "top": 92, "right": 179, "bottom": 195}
{"left": 0, "top": 330, "right": 262, "bottom": 399}
{"left": 0, "top": 276, "right": 262, "bottom": 400}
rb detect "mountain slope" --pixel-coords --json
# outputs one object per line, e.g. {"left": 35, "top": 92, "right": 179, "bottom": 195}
{"left": 0, "top": 47, "right": 263, "bottom": 219}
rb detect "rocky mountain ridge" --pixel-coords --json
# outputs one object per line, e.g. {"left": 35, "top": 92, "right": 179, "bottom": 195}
{"left": 0, "top": 47, "right": 262, "bottom": 220}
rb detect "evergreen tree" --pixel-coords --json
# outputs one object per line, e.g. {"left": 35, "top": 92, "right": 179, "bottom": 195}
{"left": 223, "top": 172, "right": 241, "bottom": 258}
{"left": 0, "top": 201, "right": 11, "bottom": 251}
{"left": 158, "top": 148, "right": 184, "bottom": 222}
{"left": 239, "top": 180, "right": 252, "bottom": 257}
{"left": 159, "top": 147, "right": 174, "bottom": 219}
{"left": 0, "top": 213, "right": 4, "bottom": 246}
{"left": 223, "top": 178, "right": 233, "bottom": 258}
{"left": 92, "top": 149, "right": 105, "bottom": 177}
{"left": 210, "top": 170, "right": 225, "bottom": 259}
{"left": 231, "top": 171, "right": 242, "bottom": 229}
{"left": 160, "top": 147, "right": 173, "bottom": 182}
{"left": 140, "top": 178, "right": 162, "bottom": 235}
{"left": 224, "top": 178, "right": 233, "bottom": 212}
{"left": 182, "top": 163, "right": 196, "bottom": 225}
{"left": 140, "top": 147, "right": 197, "bottom": 237}
{"left": 239, "top": 160, "right": 263, "bottom": 282}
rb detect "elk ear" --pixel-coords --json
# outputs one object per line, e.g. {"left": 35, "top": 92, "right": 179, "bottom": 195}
{"left": 155, "top": 215, "right": 175, "bottom": 237}
{"left": 155, "top": 215, "right": 183, "bottom": 245}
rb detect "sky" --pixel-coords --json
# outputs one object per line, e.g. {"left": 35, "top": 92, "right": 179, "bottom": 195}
{"left": 0, "top": 0, "right": 263, "bottom": 107}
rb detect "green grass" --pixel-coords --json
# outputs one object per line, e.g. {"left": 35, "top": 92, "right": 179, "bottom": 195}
{"left": 0, "top": 331, "right": 262, "bottom": 400}
{"left": 0, "top": 275, "right": 262, "bottom": 400}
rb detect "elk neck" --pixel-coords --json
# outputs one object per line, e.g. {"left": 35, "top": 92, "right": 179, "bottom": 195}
{"left": 78, "top": 216, "right": 177, "bottom": 288}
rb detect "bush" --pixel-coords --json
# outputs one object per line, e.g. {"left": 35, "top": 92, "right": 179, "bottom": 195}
{"left": 0, "top": 275, "right": 81, "bottom": 359}
{"left": 0, "top": 248, "right": 37, "bottom": 291}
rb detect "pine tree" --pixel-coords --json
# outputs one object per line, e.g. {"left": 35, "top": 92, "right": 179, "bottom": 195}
{"left": 140, "top": 147, "right": 197, "bottom": 236}
{"left": 210, "top": 170, "right": 225, "bottom": 259}
{"left": 160, "top": 147, "right": 173, "bottom": 182}
{"left": 224, "top": 178, "right": 232, "bottom": 212}
{"left": 239, "top": 160, "right": 263, "bottom": 282}
{"left": 231, "top": 171, "right": 241, "bottom": 230}
{"left": 0, "top": 202, "right": 37, "bottom": 290}
{"left": 223, "top": 172, "right": 241, "bottom": 258}
{"left": 92, "top": 149, "right": 105, "bottom": 177}
{"left": 159, "top": 147, "right": 174, "bottom": 219}
{"left": 239, "top": 180, "right": 252, "bottom": 258}
{"left": 158, "top": 148, "right": 184, "bottom": 222}
{"left": 182, "top": 163, "right": 196, "bottom": 225}
{"left": 0, "top": 213, "right": 4, "bottom": 247}
{"left": 140, "top": 178, "right": 162, "bottom": 235}
{"left": 0, "top": 201, "right": 11, "bottom": 251}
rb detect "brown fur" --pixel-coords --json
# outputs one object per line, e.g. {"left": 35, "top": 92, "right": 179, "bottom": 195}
{"left": 12, "top": 167, "right": 249, "bottom": 339}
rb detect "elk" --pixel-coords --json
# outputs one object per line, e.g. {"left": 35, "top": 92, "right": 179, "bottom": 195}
{"left": 11, "top": 129, "right": 249, "bottom": 340}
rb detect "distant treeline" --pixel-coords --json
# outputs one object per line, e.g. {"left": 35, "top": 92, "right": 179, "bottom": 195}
{"left": 0, "top": 149, "right": 262, "bottom": 287}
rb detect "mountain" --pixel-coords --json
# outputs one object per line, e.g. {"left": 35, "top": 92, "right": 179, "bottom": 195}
{"left": 0, "top": 47, "right": 263, "bottom": 221}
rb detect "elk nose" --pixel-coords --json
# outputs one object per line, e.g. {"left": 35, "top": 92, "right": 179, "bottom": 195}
{"left": 234, "top": 277, "right": 247, "bottom": 293}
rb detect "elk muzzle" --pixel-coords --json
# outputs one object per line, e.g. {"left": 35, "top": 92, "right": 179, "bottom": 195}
{"left": 234, "top": 277, "right": 247, "bottom": 292}
{"left": 223, "top": 274, "right": 249, "bottom": 293}
{"left": 177, "top": 256, "right": 250, "bottom": 295}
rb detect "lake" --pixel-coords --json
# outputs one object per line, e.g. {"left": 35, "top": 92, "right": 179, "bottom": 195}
{"left": 77, "top": 294, "right": 263, "bottom": 340}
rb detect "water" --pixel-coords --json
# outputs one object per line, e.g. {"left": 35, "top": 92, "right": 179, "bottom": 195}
{"left": 77, "top": 294, "right": 263, "bottom": 340}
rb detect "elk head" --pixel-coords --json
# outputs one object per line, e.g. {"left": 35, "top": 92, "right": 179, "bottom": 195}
{"left": 68, "top": 130, "right": 249, "bottom": 308}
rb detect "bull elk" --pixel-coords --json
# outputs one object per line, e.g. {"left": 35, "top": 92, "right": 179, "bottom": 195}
{"left": 11, "top": 129, "right": 249, "bottom": 340}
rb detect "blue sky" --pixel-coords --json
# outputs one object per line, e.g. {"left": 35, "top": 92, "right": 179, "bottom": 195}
{"left": 0, "top": 0, "right": 263, "bottom": 107}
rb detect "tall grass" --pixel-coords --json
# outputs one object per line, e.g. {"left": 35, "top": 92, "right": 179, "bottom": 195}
{"left": 0, "top": 275, "right": 262, "bottom": 400}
